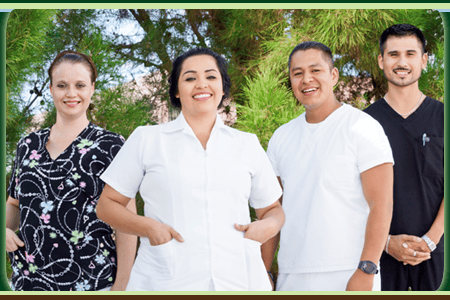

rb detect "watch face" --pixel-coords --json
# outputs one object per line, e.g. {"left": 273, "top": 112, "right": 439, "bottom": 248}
{"left": 364, "top": 262, "right": 375, "bottom": 273}
{"left": 360, "top": 261, "right": 377, "bottom": 274}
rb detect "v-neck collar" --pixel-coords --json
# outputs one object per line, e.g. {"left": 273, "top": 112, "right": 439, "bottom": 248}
{"left": 301, "top": 103, "right": 347, "bottom": 147}
{"left": 44, "top": 122, "right": 92, "bottom": 161}
{"left": 379, "top": 97, "right": 430, "bottom": 126}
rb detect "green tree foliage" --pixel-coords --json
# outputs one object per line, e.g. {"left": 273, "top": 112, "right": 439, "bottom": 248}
{"left": 91, "top": 85, "right": 156, "bottom": 139}
{"left": 419, "top": 38, "right": 444, "bottom": 102}
{"left": 105, "top": 9, "right": 290, "bottom": 106}
{"left": 203, "top": 9, "right": 289, "bottom": 104}
{"left": 6, "top": 9, "right": 56, "bottom": 165}
{"left": 235, "top": 64, "right": 304, "bottom": 151}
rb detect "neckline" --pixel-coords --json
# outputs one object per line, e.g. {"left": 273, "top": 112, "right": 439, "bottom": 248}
{"left": 380, "top": 96, "right": 429, "bottom": 123}
{"left": 44, "top": 122, "right": 92, "bottom": 161}
{"left": 303, "top": 102, "right": 346, "bottom": 126}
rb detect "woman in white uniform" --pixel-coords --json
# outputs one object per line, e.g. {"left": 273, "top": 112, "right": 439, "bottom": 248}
{"left": 96, "top": 48, "right": 285, "bottom": 291}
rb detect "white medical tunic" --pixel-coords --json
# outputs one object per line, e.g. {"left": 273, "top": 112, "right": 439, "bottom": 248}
{"left": 267, "top": 104, "right": 394, "bottom": 274}
{"left": 100, "top": 113, "right": 282, "bottom": 291}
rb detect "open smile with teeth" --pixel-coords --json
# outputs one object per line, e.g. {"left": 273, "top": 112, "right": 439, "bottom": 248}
{"left": 394, "top": 69, "right": 410, "bottom": 76}
{"left": 193, "top": 93, "right": 212, "bottom": 100}
{"left": 64, "top": 101, "right": 81, "bottom": 107}
{"left": 302, "top": 88, "right": 318, "bottom": 94}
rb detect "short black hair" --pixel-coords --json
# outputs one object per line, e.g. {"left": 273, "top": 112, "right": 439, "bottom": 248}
{"left": 379, "top": 24, "right": 426, "bottom": 56}
{"left": 168, "top": 47, "right": 231, "bottom": 109}
{"left": 288, "top": 41, "right": 334, "bottom": 70}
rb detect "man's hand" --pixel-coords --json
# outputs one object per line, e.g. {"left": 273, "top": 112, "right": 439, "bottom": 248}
{"left": 346, "top": 269, "right": 374, "bottom": 291}
{"left": 6, "top": 228, "right": 24, "bottom": 252}
{"left": 387, "top": 234, "right": 430, "bottom": 266}
{"left": 234, "top": 219, "right": 275, "bottom": 244}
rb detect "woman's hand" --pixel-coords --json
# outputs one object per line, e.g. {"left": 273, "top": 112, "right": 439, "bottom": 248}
{"left": 6, "top": 228, "right": 24, "bottom": 252}
{"left": 146, "top": 218, "right": 184, "bottom": 246}
{"left": 98, "top": 185, "right": 184, "bottom": 247}
{"left": 110, "top": 281, "right": 127, "bottom": 291}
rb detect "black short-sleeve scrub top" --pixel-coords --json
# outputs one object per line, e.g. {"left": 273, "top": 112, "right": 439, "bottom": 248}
{"left": 7, "top": 123, "right": 125, "bottom": 291}
{"left": 364, "top": 97, "right": 444, "bottom": 252}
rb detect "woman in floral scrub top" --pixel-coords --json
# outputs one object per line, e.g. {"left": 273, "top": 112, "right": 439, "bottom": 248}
{"left": 5, "top": 50, "right": 136, "bottom": 291}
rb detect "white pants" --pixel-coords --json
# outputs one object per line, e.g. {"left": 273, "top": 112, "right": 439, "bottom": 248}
{"left": 98, "top": 286, "right": 112, "bottom": 291}
{"left": 276, "top": 270, "right": 381, "bottom": 291}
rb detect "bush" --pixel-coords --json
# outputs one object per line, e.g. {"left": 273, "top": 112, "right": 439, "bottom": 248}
{"left": 235, "top": 63, "right": 304, "bottom": 151}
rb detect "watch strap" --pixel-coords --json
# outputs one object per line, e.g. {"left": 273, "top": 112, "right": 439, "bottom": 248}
{"left": 421, "top": 234, "right": 436, "bottom": 252}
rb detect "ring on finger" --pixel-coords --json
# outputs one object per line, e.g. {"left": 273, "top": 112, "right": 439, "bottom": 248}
{"left": 413, "top": 251, "right": 417, "bottom": 257}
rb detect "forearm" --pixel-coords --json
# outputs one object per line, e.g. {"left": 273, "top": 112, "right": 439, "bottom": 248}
{"left": 6, "top": 198, "right": 20, "bottom": 231}
{"left": 261, "top": 232, "right": 280, "bottom": 271}
{"left": 113, "top": 199, "right": 138, "bottom": 289}
{"left": 258, "top": 203, "right": 285, "bottom": 239}
{"left": 97, "top": 193, "right": 152, "bottom": 238}
{"left": 425, "top": 198, "right": 444, "bottom": 245}
{"left": 360, "top": 200, "right": 392, "bottom": 263}
{"left": 358, "top": 163, "right": 393, "bottom": 264}
{"left": 258, "top": 201, "right": 284, "bottom": 270}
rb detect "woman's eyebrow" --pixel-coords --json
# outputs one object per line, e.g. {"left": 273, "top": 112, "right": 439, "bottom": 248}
{"left": 181, "top": 70, "right": 197, "bottom": 77}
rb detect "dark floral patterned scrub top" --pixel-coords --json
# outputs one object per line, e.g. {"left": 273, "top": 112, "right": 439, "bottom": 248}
{"left": 7, "top": 123, "right": 125, "bottom": 291}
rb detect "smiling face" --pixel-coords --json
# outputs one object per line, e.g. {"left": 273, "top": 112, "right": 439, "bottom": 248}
{"left": 176, "top": 54, "right": 224, "bottom": 117}
{"left": 289, "top": 49, "right": 339, "bottom": 111}
{"left": 50, "top": 62, "right": 95, "bottom": 121}
{"left": 378, "top": 35, "right": 428, "bottom": 88}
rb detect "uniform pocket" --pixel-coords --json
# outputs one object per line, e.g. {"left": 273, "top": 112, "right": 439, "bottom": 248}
{"left": 243, "top": 238, "right": 271, "bottom": 291}
{"left": 126, "top": 238, "right": 175, "bottom": 291}
{"left": 421, "top": 136, "right": 444, "bottom": 178}
{"left": 322, "top": 155, "right": 359, "bottom": 191}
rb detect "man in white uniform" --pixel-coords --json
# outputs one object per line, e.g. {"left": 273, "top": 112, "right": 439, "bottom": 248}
{"left": 263, "top": 41, "right": 394, "bottom": 291}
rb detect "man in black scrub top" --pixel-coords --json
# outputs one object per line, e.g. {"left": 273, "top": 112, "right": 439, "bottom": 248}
{"left": 364, "top": 24, "right": 444, "bottom": 291}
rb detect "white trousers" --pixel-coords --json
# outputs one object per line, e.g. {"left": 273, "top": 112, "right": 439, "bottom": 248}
{"left": 276, "top": 270, "right": 381, "bottom": 291}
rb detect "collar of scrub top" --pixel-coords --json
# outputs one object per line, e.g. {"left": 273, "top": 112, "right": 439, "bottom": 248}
{"left": 162, "top": 112, "right": 228, "bottom": 138}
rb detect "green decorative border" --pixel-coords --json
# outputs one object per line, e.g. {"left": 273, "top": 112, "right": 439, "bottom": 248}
{"left": 1, "top": 1, "right": 450, "bottom": 3}
{"left": 0, "top": 6, "right": 449, "bottom": 295}
{"left": 0, "top": 10, "right": 8, "bottom": 293}
{"left": 440, "top": 10, "right": 450, "bottom": 294}
{"left": 1, "top": 4, "right": 450, "bottom": 8}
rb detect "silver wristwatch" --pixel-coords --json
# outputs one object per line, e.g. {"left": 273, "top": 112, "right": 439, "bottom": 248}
{"left": 421, "top": 234, "right": 436, "bottom": 252}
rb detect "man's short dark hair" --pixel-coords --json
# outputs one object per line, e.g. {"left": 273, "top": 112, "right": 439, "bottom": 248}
{"left": 379, "top": 24, "right": 426, "bottom": 56}
{"left": 288, "top": 41, "right": 334, "bottom": 70}
{"left": 168, "top": 47, "right": 231, "bottom": 109}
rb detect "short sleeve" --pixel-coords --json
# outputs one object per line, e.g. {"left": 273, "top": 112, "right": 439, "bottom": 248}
{"left": 356, "top": 115, "right": 394, "bottom": 173}
{"left": 103, "top": 133, "right": 125, "bottom": 161}
{"left": 249, "top": 134, "right": 283, "bottom": 209}
{"left": 266, "top": 131, "right": 280, "bottom": 177}
{"left": 100, "top": 127, "right": 146, "bottom": 198}
{"left": 7, "top": 138, "right": 24, "bottom": 199}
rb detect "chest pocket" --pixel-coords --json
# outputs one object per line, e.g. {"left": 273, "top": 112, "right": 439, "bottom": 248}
{"left": 421, "top": 136, "right": 444, "bottom": 179}
{"left": 322, "top": 155, "right": 359, "bottom": 191}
